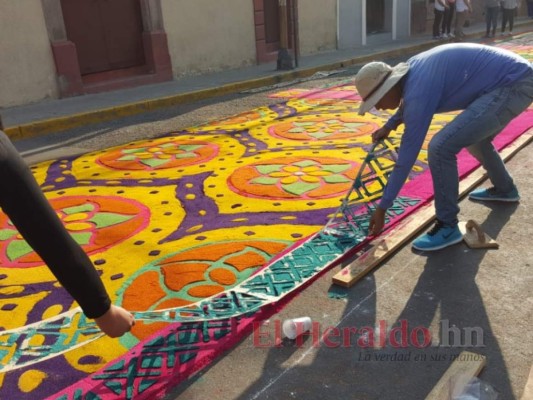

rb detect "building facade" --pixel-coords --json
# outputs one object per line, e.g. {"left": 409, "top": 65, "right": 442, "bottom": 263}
{"left": 0, "top": 0, "right": 526, "bottom": 109}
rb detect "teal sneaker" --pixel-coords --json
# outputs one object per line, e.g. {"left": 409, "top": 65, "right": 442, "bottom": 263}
{"left": 468, "top": 186, "right": 520, "bottom": 202}
{"left": 412, "top": 221, "right": 463, "bottom": 251}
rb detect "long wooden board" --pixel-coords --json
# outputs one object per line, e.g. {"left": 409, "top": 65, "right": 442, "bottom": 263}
{"left": 425, "top": 351, "right": 486, "bottom": 400}
{"left": 332, "top": 130, "right": 533, "bottom": 287}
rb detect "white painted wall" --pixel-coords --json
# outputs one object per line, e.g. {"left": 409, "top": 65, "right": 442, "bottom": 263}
{"left": 297, "top": 0, "right": 337, "bottom": 54}
{"left": 0, "top": 0, "right": 58, "bottom": 108}
{"left": 338, "top": 0, "right": 363, "bottom": 49}
{"left": 161, "top": 0, "right": 257, "bottom": 78}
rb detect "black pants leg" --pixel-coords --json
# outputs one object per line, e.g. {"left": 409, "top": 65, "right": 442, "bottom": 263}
{"left": 433, "top": 9, "right": 444, "bottom": 37}
{"left": 502, "top": 9, "right": 510, "bottom": 32}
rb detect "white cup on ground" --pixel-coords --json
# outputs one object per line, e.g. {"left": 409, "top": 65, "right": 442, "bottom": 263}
{"left": 282, "top": 317, "right": 312, "bottom": 339}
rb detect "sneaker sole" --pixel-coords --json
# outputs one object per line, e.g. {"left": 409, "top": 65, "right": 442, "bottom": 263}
{"left": 412, "top": 235, "right": 463, "bottom": 252}
{"left": 468, "top": 195, "right": 520, "bottom": 202}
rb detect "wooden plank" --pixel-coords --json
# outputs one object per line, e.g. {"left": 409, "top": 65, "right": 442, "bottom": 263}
{"left": 521, "top": 365, "right": 533, "bottom": 400}
{"left": 425, "top": 351, "right": 486, "bottom": 400}
{"left": 332, "top": 203, "right": 435, "bottom": 287}
{"left": 332, "top": 130, "right": 533, "bottom": 287}
{"left": 459, "top": 220, "right": 499, "bottom": 249}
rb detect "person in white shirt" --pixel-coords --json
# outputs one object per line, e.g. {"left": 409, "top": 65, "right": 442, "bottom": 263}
{"left": 433, "top": 0, "right": 448, "bottom": 39}
{"left": 442, "top": 0, "right": 456, "bottom": 38}
{"left": 501, "top": 0, "right": 521, "bottom": 35}
{"left": 454, "top": 0, "right": 473, "bottom": 39}
{"left": 484, "top": 0, "right": 501, "bottom": 38}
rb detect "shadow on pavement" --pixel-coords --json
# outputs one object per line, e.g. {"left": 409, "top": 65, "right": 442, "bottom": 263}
{"left": 225, "top": 203, "right": 518, "bottom": 400}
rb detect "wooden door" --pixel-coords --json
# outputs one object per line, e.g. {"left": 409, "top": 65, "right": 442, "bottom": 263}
{"left": 367, "top": 0, "right": 385, "bottom": 34}
{"left": 264, "top": 0, "right": 280, "bottom": 53}
{"left": 61, "top": 0, "right": 145, "bottom": 75}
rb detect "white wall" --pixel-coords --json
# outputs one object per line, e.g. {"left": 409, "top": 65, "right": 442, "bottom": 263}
{"left": 338, "top": 0, "right": 363, "bottom": 49}
{"left": 161, "top": 0, "right": 257, "bottom": 77}
{"left": 298, "top": 0, "right": 338, "bottom": 54}
{"left": 0, "top": 0, "right": 58, "bottom": 107}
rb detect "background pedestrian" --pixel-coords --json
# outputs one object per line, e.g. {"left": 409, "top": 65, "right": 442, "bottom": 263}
{"left": 501, "top": 0, "right": 520, "bottom": 35}
{"left": 485, "top": 0, "right": 500, "bottom": 37}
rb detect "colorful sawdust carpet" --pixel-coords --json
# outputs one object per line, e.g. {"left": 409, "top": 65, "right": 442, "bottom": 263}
{"left": 0, "top": 34, "right": 532, "bottom": 400}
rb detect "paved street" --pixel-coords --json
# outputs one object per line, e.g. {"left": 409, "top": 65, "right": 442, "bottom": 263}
{"left": 4, "top": 22, "right": 533, "bottom": 400}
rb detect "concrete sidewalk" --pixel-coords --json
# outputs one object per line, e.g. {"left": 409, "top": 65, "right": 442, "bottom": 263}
{"left": 2, "top": 18, "right": 532, "bottom": 142}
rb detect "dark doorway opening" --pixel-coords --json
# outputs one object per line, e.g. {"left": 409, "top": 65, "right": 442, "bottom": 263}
{"left": 367, "top": 0, "right": 385, "bottom": 34}
{"left": 264, "top": 0, "right": 281, "bottom": 53}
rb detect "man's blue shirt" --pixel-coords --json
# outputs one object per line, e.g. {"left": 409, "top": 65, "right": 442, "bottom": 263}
{"left": 380, "top": 43, "right": 532, "bottom": 210}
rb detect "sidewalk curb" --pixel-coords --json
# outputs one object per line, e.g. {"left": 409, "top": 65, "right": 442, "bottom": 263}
{"left": 3, "top": 44, "right": 436, "bottom": 141}
{"left": 5, "top": 24, "right": 532, "bottom": 141}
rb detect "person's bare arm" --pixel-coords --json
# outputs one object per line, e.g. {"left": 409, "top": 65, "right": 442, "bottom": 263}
{"left": 372, "top": 126, "right": 392, "bottom": 143}
{"left": 368, "top": 207, "right": 387, "bottom": 236}
{"left": 94, "top": 305, "right": 135, "bottom": 338}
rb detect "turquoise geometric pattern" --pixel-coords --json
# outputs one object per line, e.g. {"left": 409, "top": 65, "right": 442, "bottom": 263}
{"left": 0, "top": 309, "right": 103, "bottom": 373}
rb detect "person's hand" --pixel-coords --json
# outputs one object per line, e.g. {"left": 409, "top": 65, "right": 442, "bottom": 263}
{"left": 372, "top": 127, "right": 392, "bottom": 143}
{"left": 94, "top": 305, "right": 135, "bottom": 338}
{"left": 368, "top": 207, "right": 386, "bottom": 236}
